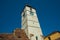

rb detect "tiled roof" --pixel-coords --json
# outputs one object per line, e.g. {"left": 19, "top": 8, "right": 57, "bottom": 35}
{"left": 44, "top": 31, "right": 60, "bottom": 38}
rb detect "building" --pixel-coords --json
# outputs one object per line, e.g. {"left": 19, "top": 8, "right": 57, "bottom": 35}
{"left": 0, "top": 29, "right": 29, "bottom": 40}
{"left": 44, "top": 31, "right": 60, "bottom": 40}
{"left": 21, "top": 5, "right": 44, "bottom": 40}
{"left": 0, "top": 4, "right": 60, "bottom": 40}
{"left": 0, "top": 5, "right": 44, "bottom": 40}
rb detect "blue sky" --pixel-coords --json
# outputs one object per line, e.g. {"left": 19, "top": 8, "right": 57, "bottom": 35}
{"left": 0, "top": 0, "right": 60, "bottom": 36}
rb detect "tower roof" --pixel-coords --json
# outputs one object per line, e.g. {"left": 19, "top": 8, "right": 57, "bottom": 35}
{"left": 21, "top": 4, "right": 36, "bottom": 15}
{"left": 25, "top": 4, "right": 36, "bottom": 10}
{"left": 44, "top": 31, "right": 60, "bottom": 38}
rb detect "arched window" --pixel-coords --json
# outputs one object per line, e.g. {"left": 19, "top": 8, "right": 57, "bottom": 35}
{"left": 36, "top": 36, "right": 38, "bottom": 40}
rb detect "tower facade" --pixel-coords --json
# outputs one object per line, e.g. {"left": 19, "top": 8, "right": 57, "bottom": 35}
{"left": 21, "top": 5, "right": 43, "bottom": 40}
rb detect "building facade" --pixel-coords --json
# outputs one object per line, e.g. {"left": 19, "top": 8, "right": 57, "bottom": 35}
{"left": 21, "top": 5, "right": 44, "bottom": 40}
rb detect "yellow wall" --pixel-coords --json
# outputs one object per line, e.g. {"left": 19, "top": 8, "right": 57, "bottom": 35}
{"left": 44, "top": 32, "right": 60, "bottom": 40}
{"left": 45, "top": 37, "right": 49, "bottom": 40}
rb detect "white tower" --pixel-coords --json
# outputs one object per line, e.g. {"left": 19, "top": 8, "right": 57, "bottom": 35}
{"left": 21, "top": 5, "right": 44, "bottom": 40}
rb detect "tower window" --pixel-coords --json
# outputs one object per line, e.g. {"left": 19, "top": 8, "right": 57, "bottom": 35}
{"left": 23, "top": 13, "right": 25, "bottom": 17}
{"left": 36, "top": 36, "right": 38, "bottom": 40}
{"left": 30, "top": 11, "right": 34, "bottom": 16}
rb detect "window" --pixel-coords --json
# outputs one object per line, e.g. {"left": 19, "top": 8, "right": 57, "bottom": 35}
{"left": 23, "top": 13, "right": 26, "bottom": 17}
{"left": 18, "top": 36, "right": 21, "bottom": 38}
{"left": 30, "top": 11, "right": 34, "bottom": 16}
{"left": 36, "top": 36, "right": 38, "bottom": 40}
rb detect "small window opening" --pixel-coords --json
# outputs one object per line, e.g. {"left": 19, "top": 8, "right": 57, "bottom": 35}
{"left": 18, "top": 36, "right": 21, "bottom": 38}
{"left": 36, "top": 36, "right": 38, "bottom": 40}
{"left": 23, "top": 13, "right": 25, "bottom": 17}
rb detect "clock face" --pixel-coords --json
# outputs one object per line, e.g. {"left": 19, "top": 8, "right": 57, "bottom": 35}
{"left": 30, "top": 11, "right": 34, "bottom": 16}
